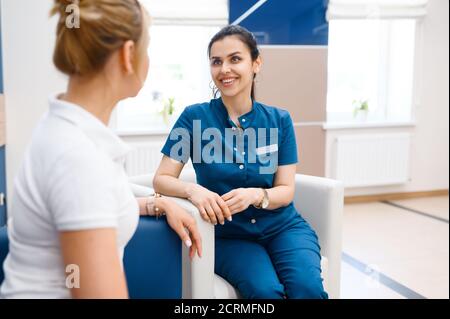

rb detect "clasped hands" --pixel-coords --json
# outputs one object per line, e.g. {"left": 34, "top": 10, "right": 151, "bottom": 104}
{"left": 186, "top": 184, "right": 264, "bottom": 225}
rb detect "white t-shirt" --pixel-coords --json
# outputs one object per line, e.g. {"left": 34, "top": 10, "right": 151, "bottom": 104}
{"left": 0, "top": 95, "right": 139, "bottom": 298}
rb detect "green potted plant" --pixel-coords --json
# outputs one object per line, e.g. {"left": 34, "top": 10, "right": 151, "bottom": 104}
{"left": 159, "top": 97, "right": 175, "bottom": 126}
{"left": 352, "top": 99, "right": 369, "bottom": 121}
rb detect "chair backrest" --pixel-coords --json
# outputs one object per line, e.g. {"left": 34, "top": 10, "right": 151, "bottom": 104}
{"left": 293, "top": 174, "right": 344, "bottom": 299}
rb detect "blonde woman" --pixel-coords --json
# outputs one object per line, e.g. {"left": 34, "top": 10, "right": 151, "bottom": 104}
{"left": 0, "top": 0, "right": 201, "bottom": 299}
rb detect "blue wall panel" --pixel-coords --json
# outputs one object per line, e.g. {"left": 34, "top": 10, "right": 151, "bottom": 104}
{"left": 229, "top": 0, "right": 260, "bottom": 24}
{"left": 229, "top": 0, "right": 329, "bottom": 45}
{"left": 0, "top": 147, "right": 5, "bottom": 227}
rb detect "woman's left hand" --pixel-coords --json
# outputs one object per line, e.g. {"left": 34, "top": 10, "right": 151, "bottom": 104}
{"left": 221, "top": 188, "right": 263, "bottom": 215}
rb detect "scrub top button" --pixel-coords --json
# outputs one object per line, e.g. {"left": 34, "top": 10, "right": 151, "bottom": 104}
{"left": 239, "top": 164, "right": 244, "bottom": 170}
{"left": 242, "top": 151, "right": 246, "bottom": 155}
{"left": 251, "top": 219, "right": 256, "bottom": 224}
{"left": 242, "top": 118, "right": 246, "bottom": 123}
{"left": 234, "top": 147, "right": 237, "bottom": 151}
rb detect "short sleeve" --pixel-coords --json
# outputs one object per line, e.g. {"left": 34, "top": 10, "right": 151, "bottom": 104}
{"left": 161, "top": 107, "right": 193, "bottom": 164}
{"left": 46, "top": 146, "right": 121, "bottom": 231}
{"left": 278, "top": 111, "right": 298, "bottom": 166}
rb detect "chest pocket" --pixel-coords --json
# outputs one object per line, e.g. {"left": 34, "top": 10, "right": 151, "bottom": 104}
{"left": 256, "top": 143, "right": 278, "bottom": 156}
{"left": 255, "top": 132, "right": 279, "bottom": 174}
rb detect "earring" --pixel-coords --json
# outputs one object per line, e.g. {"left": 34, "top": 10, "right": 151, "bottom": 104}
{"left": 209, "top": 80, "right": 218, "bottom": 98}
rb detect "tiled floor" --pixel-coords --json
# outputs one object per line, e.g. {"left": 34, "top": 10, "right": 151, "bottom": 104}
{"left": 340, "top": 195, "right": 449, "bottom": 299}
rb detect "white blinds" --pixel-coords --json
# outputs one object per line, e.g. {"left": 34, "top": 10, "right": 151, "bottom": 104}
{"left": 140, "top": 0, "right": 229, "bottom": 25}
{"left": 326, "top": 0, "right": 428, "bottom": 20}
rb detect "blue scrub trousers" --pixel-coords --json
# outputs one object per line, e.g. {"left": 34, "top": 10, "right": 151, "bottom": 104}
{"left": 215, "top": 219, "right": 328, "bottom": 299}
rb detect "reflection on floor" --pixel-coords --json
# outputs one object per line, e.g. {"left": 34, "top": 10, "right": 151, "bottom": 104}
{"left": 340, "top": 195, "right": 449, "bottom": 299}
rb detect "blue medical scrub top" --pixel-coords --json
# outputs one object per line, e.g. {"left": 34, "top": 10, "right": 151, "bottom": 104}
{"left": 161, "top": 98, "right": 303, "bottom": 239}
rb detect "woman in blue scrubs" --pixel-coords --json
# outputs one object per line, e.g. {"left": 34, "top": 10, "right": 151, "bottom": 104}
{"left": 153, "top": 25, "right": 328, "bottom": 299}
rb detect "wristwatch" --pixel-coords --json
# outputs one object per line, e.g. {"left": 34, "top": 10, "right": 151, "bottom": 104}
{"left": 254, "top": 188, "right": 269, "bottom": 209}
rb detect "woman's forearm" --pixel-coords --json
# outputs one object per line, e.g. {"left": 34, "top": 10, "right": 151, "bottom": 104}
{"left": 263, "top": 164, "right": 296, "bottom": 211}
{"left": 137, "top": 196, "right": 173, "bottom": 216}
{"left": 265, "top": 185, "right": 294, "bottom": 210}
{"left": 153, "top": 174, "right": 195, "bottom": 199}
{"left": 137, "top": 197, "right": 148, "bottom": 215}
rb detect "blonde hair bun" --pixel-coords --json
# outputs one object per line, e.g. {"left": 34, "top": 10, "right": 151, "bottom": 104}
{"left": 51, "top": 0, "right": 149, "bottom": 76}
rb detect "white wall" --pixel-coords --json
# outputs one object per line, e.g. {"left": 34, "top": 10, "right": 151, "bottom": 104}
{"left": 325, "top": 0, "right": 449, "bottom": 196}
{"left": 1, "top": 0, "right": 67, "bottom": 196}
{"left": 412, "top": 0, "right": 449, "bottom": 191}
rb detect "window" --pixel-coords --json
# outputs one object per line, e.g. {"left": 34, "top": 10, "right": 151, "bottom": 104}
{"left": 116, "top": 25, "right": 220, "bottom": 132}
{"left": 327, "top": 19, "right": 417, "bottom": 123}
{"left": 115, "top": 0, "right": 227, "bottom": 133}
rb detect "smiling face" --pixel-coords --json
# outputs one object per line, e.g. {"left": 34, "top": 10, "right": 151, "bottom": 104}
{"left": 209, "top": 35, "right": 261, "bottom": 100}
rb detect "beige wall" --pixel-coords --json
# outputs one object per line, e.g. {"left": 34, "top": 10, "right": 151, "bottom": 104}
{"left": 295, "top": 125, "right": 326, "bottom": 176}
{"left": 255, "top": 46, "right": 328, "bottom": 176}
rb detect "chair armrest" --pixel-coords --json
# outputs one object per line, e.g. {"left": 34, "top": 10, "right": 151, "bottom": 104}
{"left": 129, "top": 174, "right": 155, "bottom": 189}
{"left": 293, "top": 174, "right": 344, "bottom": 299}
{"left": 129, "top": 182, "right": 154, "bottom": 197}
{"left": 128, "top": 174, "right": 215, "bottom": 299}
{"left": 167, "top": 197, "right": 215, "bottom": 299}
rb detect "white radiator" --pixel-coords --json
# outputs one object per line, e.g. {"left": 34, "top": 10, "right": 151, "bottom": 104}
{"left": 124, "top": 142, "right": 165, "bottom": 177}
{"left": 124, "top": 142, "right": 195, "bottom": 177}
{"left": 333, "top": 133, "right": 412, "bottom": 188}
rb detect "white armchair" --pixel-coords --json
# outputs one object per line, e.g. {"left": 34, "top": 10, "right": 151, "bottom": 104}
{"left": 129, "top": 170, "right": 344, "bottom": 299}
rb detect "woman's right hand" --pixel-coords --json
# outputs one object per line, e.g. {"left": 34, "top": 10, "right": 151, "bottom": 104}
{"left": 160, "top": 197, "right": 202, "bottom": 260}
{"left": 186, "top": 184, "right": 232, "bottom": 225}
